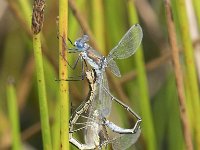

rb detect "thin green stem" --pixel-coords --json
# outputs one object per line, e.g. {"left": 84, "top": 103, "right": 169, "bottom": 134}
{"left": 164, "top": 0, "right": 193, "bottom": 149}
{"left": 127, "top": 1, "right": 156, "bottom": 150}
{"left": 192, "top": 0, "right": 200, "bottom": 28}
{"left": 91, "top": 0, "right": 105, "bottom": 54}
{"left": 59, "top": 0, "right": 69, "bottom": 149}
{"left": 7, "top": 82, "right": 22, "bottom": 150}
{"left": 33, "top": 33, "right": 52, "bottom": 150}
{"left": 52, "top": 102, "right": 60, "bottom": 150}
{"left": 174, "top": 0, "right": 200, "bottom": 148}
{"left": 17, "top": 0, "right": 32, "bottom": 27}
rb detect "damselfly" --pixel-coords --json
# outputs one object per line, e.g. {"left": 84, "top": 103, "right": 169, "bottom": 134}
{"left": 69, "top": 69, "right": 141, "bottom": 150}
{"left": 69, "top": 69, "right": 109, "bottom": 149}
{"left": 63, "top": 24, "right": 143, "bottom": 119}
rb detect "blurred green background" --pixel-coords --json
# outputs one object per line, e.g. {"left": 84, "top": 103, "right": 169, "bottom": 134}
{"left": 0, "top": 0, "right": 200, "bottom": 149}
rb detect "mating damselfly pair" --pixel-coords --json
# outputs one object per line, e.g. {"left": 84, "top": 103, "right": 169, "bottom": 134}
{"left": 61, "top": 24, "right": 143, "bottom": 149}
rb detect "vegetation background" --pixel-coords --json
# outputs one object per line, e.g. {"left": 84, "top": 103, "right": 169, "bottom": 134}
{"left": 0, "top": 0, "right": 200, "bottom": 150}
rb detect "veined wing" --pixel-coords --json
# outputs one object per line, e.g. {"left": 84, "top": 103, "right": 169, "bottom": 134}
{"left": 89, "top": 72, "right": 112, "bottom": 118}
{"left": 99, "top": 72, "right": 112, "bottom": 117}
{"left": 107, "top": 59, "right": 121, "bottom": 77}
{"left": 111, "top": 128, "right": 141, "bottom": 150}
{"left": 107, "top": 24, "right": 143, "bottom": 61}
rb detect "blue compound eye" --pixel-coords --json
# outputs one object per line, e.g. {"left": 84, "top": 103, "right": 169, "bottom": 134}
{"left": 77, "top": 42, "right": 84, "bottom": 49}
{"left": 75, "top": 41, "right": 84, "bottom": 50}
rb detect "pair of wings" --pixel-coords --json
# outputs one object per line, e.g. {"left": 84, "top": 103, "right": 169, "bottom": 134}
{"left": 107, "top": 24, "right": 143, "bottom": 77}
{"left": 90, "top": 24, "right": 143, "bottom": 117}
{"left": 84, "top": 24, "right": 143, "bottom": 149}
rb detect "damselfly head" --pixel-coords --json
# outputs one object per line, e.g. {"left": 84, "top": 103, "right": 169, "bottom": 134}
{"left": 74, "top": 35, "right": 89, "bottom": 51}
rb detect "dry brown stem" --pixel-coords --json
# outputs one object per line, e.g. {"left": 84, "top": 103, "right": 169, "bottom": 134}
{"left": 164, "top": 0, "right": 193, "bottom": 149}
{"left": 68, "top": 0, "right": 100, "bottom": 51}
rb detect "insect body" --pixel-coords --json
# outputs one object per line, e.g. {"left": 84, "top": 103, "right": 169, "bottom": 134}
{"left": 69, "top": 69, "right": 109, "bottom": 150}
{"left": 68, "top": 24, "right": 143, "bottom": 149}
{"left": 69, "top": 69, "right": 141, "bottom": 150}
{"left": 73, "top": 24, "right": 143, "bottom": 78}
{"left": 70, "top": 24, "right": 143, "bottom": 117}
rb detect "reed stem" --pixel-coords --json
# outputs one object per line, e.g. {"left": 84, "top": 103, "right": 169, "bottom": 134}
{"left": 59, "top": 0, "right": 69, "bottom": 149}
{"left": 127, "top": 1, "right": 156, "bottom": 150}
{"left": 91, "top": 0, "right": 105, "bottom": 54}
{"left": 174, "top": 0, "right": 200, "bottom": 147}
{"left": 7, "top": 81, "right": 22, "bottom": 150}
{"left": 164, "top": 0, "right": 193, "bottom": 149}
{"left": 33, "top": 33, "right": 52, "bottom": 150}
{"left": 192, "top": 0, "right": 200, "bottom": 28}
{"left": 17, "top": 0, "right": 32, "bottom": 27}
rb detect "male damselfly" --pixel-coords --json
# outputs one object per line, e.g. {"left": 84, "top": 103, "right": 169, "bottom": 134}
{"left": 62, "top": 24, "right": 143, "bottom": 119}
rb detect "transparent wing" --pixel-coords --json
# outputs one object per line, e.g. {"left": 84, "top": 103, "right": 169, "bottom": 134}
{"left": 107, "top": 24, "right": 143, "bottom": 61}
{"left": 99, "top": 72, "right": 112, "bottom": 117}
{"left": 111, "top": 128, "right": 141, "bottom": 150}
{"left": 107, "top": 59, "right": 121, "bottom": 77}
{"left": 89, "top": 72, "right": 112, "bottom": 118}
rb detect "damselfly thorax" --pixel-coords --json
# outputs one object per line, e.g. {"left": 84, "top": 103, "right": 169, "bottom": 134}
{"left": 68, "top": 24, "right": 143, "bottom": 149}
{"left": 80, "top": 50, "right": 107, "bottom": 76}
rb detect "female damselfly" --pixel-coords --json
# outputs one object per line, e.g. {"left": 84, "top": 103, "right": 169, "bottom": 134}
{"left": 69, "top": 69, "right": 141, "bottom": 150}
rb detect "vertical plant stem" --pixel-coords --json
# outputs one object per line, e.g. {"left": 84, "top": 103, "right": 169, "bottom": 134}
{"left": 164, "top": 0, "right": 193, "bottom": 149}
{"left": 69, "top": 0, "right": 100, "bottom": 50}
{"left": 17, "top": 0, "right": 32, "bottom": 27}
{"left": 59, "top": 0, "right": 69, "bottom": 149}
{"left": 174, "top": 0, "right": 200, "bottom": 147}
{"left": 127, "top": 1, "right": 156, "bottom": 150}
{"left": 7, "top": 81, "right": 22, "bottom": 150}
{"left": 52, "top": 102, "right": 60, "bottom": 150}
{"left": 192, "top": 0, "right": 200, "bottom": 28}
{"left": 33, "top": 33, "right": 52, "bottom": 150}
{"left": 91, "top": 0, "right": 105, "bottom": 54}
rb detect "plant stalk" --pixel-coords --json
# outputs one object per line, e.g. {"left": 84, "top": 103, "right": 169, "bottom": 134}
{"left": 33, "top": 33, "right": 52, "bottom": 150}
{"left": 164, "top": 0, "right": 193, "bottom": 149}
{"left": 127, "top": 1, "right": 156, "bottom": 150}
{"left": 59, "top": 0, "right": 69, "bottom": 149}
{"left": 174, "top": 0, "right": 200, "bottom": 147}
{"left": 7, "top": 81, "right": 22, "bottom": 150}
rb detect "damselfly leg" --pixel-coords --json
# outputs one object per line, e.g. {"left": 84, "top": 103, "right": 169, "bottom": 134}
{"left": 56, "top": 36, "right": 89, "bottom": 81}
{"left": 102, "top": 85, "right": 141, "bottom": 134}
{"left": 107, "top": 128, "right": 141, "bottom": 150}
{"left": 69, "top": 69, "right": 141, "bottom": 150}
{"left": 69, "top": 69, "right": 104, "bottom": 149}
{"left": 69, "top": 24, "right": 143, "bottom": 149}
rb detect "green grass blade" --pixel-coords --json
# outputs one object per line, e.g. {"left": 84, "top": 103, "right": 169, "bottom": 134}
{"left": 91, "top": 0, "right": 106, "bottom": 54}
{"left": 17, "top": 0, "right": 32, "bottom": 27}
{"left": 164, "top": 1, "right": 193, "bottom": 148}
{"left": 52, "top": 102, "right": 60, "bottom": 150}
{"left": 192, "top": 0, "right": 200, "bottom": 28}
{"left": 155, "top": 74, "right": 185, "bottom": 150}
{"left": 173, "top": 0, "right": 200, "bottom": 148}
{"left": 127, "top": 1, "right": 157, "bottom": 150}
{"left": 7, "top": 81, "right": 22, "bottom": 150}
